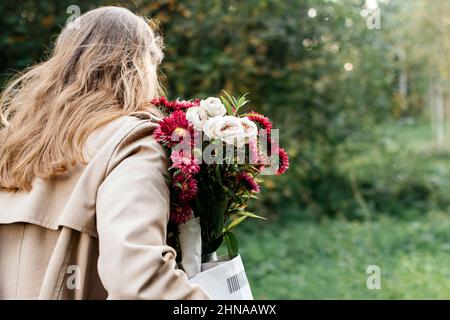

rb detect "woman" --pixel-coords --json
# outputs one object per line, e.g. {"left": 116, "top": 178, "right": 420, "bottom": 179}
{"left": 0, "top": 6, "right": 208, "bottom": 300}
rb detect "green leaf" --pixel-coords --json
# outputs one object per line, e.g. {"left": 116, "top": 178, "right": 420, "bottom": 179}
{"left": 236, "top": 92, "right": 250, "bottom": 110}
{"left": 239, "top": 112, "right": 263, "bottom": 120}
{"left": 236, "top": 101, "right": 249, "bottom": 112}
{"left": 220, "top": 96, "right": 234, "bottom": 116}
{"left": 221, "top": 90, "right": 234, "bottom": 104}
{"left": 224, "top": 231, "right": 239, "bottom": 258}
{"left": 225, "top": 215, "right": 248, "bottom": 231}
{"left": 162, "top": 173, "right": 171, "bottom": 184}
{"left": 242, "top": 193, "right": 259, "bottom": 199}
{"left": 240, "top": 211, "right": 268, "bottom": 220}
{"left": 221, "top": 90, "right": 237, "bottom": 115}
{"left": 214, "top": 165, "right": 222, "bottom": 184}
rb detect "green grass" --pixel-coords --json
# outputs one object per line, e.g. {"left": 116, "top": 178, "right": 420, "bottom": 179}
{"left": 239, "top": 212, "right": 450, "bottom": 299}
{"left": 237, "top": 118, "right": 450, "bottom": 299}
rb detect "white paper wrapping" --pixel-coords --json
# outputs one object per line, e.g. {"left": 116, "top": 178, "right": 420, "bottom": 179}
{"left": 189, "top": 255, "right": 253, "bottom": 300}
{"left": 177, "top": 217, "right": 202, "bottom": 278}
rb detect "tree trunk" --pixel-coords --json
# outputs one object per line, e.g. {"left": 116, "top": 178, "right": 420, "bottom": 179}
{"left": 435, "top": 83, "right": 445, "bottom": 149}
{"left": 398, "top": 49, "right": 408, "bottom": 110}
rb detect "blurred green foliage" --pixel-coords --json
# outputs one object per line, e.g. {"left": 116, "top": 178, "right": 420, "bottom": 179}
{"left": 1, "top": 0, "right": 447, "bottom": 218}
{"left": 236, "top": 210, "right": 450, "bottom": 299}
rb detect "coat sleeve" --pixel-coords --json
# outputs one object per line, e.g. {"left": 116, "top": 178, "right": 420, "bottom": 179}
{"left": 95, "top": 120, "right": 209, "bottom": 300}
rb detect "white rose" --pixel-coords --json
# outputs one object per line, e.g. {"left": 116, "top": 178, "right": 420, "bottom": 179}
{"left": 203, "top": 116, "right": 246, "bottom": 146}
{"left": 240, "top": 117, "right": 258, "bottom": 142}
{"left": 186, "top": 106, "right": 208, "bottom": 130}
{"left": 202, "top": 117, "right": 221, "bottom": 139}
{"left": 200, "top": 97, "right": 227, "bottom": 117}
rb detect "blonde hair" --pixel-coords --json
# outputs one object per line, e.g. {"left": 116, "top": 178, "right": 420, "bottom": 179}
{"left": 0, "top": 6, "right": 164, "bottom": 192}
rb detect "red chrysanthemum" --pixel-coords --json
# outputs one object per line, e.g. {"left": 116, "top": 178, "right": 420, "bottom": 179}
{"left": 151, "top": 96, "right": 169, "bottom": 107}
{"left": 247, "top": 111, "right": 274, "bottom": 155}
{"left": 277, "top": 148, "right": 289, "bottom": 175}
{"left": 153, "top": 110, "right": 193, "bottom": 147}
{"left": 174, "top": 99, "right": 200, "bottom": 109}
{"left": 172, "top": 174, "right": 198, "bottom": 202}
{"left": 170, "top": 150, "right": 200, "bottom": 175}
{"left": 170, "top": 203, "right": 193, "bottom": 224}
{"left": 237, "top": 172, "right": 260, "bottom": 193}
{"left": 152, "top": 96, "right": 200, "bottom": 110}
{"left": 247, "top": 111, "right": 273, "bottom": 132}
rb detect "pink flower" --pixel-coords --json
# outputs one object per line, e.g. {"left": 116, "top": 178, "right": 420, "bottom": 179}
{"left": 153, "top": 110, "right": 193, "bottom": 147}
{"left": 237, "top": 172, "right": 260, "bottom": 193}
{"left": 277, "top": 148, "right": 289, "bottom": 175}
{"left": 170, "top": 150, "right": 200, "bottom": 175}
{"left": 173, "top": 174, "right": 198, "bottom": 202}
{"left": 258, "top": 151, "right": 271, "bottom": 167}
{"left": 248, "top": 139, "right": 260, "bottom": 164}
{"left": 170, "top": 203, "right": 193, "bottom": 224}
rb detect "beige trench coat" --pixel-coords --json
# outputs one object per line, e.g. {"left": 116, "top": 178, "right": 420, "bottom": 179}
{"left": 0, "top": 112, "right": 209, "bottom": 300}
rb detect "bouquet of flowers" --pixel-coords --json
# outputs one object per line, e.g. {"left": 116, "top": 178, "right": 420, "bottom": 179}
{"left": 152, "top": 92, "right": 289, "bottom": 298}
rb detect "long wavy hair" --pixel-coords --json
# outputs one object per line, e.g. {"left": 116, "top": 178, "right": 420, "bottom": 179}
{"left": 0, "top": 6, "right": 164, "bottom": 192}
